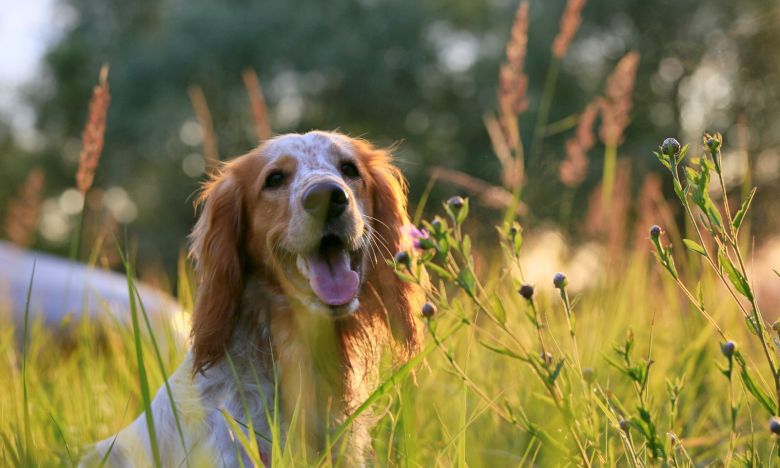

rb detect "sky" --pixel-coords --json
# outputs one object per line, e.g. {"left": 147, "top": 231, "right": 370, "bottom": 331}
{"left": 0, "top": 0, "right": 69, "bottom": 148}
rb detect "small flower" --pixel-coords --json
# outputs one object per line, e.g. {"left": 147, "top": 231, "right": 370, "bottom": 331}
{"left": 422, "top": 302, "right": 437, "bottom": 319}
{"left": 430, "top": 218, "right": 443, "bottom": 233}
{"left": 518, "top": 284, "right": 534, "bottom": 300}
{"left": 661, "top": 137, "right": 681, "bottom": 157}
{"left": 770, "top": 417, "right": 780, "bottom": 435}
{"left": 447, "top": 196, "right": 465, "bottom": 209}
{"left": 553, "top": 272, "right": 568, "bottom": 289}
{"left": 650, "top": 225, "right": 662, "bottom": 239}
{"left": 394, "top": 251, "right": 411, "bottom": 269}
{"left": 721, "top": 341, "right": 736, "bottom": 358}
{"left": 403, "top": 224, "right": 430, "bottom": 251}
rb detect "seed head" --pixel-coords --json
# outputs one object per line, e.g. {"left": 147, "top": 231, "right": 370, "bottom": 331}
{"left": 4, "top": 167, "right": 45, "bottom": 248}
{"left": 650, "top": 225, "right": 661, "bottom": 239}
{"left": 770, "top": 417, "right": 780, "bottom": 435}
{"left": 540, "top": 351, "right": 553, "bottom": 365}
{"left": 599, "top": 52, "right": 640, "bottom": 147}
{"left": 447, "top": 196, "right": 465, "bottom": 209}
{"left": 661, "top": 137, "right": 681, "bottom": 157}
{"left": 76, "top": 65, "right": 111, "bottom": 194}
{"left": 422, "top": 302, "right": 437, "bottom": 319}
{"left": 553, "top": 272, "right": 568, "bottom": 289}
{"left": 518, "top": 284, "right": 534, "bottom": 300}
{"left": 394, "top": 251, "right": 411, "bottom": 269}
{"left": 721, "top": 340, "right": 736, "bottom": 358}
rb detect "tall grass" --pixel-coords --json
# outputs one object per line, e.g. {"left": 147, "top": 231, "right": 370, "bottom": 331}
{"left": 2, "top": 1, "right": 779, "bottom": 465}
{"left": 1, "top": 175, "right": 778, "bottom": 465}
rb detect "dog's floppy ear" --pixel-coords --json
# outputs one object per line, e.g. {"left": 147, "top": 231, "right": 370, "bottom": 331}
{"left": 354, "top": 139, "right": 423, "bottom": 358}
{"left": 189, "top": 168, "right": 244, "bottom": 373}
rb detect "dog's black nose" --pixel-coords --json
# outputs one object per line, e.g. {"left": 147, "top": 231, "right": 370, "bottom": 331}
{"left": 303, "top": 182, "right": 349, "bottom": 220}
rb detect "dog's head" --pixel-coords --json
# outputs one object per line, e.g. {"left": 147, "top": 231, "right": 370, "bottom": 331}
{"left": 189, "top": 131, "right": 422, "bottom": 372}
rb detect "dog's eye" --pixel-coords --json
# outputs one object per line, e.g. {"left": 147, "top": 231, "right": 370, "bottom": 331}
{"left": 340, "top": 162, "right": 360, "bottom": 179}
{"left": 264, "top": 171, "right": 286, "bottom": 189}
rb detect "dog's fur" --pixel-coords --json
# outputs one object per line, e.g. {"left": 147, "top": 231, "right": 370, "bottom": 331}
{"left": 80, "top": 131, "right": 423, "bottom": 466}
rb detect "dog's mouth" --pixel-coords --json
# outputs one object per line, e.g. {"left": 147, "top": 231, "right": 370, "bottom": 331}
{"left": 298, "top": 234, "right": 362, "bottom": 308}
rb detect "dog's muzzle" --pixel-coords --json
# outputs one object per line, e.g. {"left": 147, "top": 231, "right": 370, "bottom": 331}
{"left": 297, "top": 180, "right": 363, "bottom": 309}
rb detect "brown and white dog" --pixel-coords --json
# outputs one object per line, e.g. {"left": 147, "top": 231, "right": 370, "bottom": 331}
{"left": 81, "top": 131, "right": 424, "bottom": 466}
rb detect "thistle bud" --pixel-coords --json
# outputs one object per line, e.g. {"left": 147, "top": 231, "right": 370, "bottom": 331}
{"left": 430, "top": 218, "right": 442, "bottom": 233}
{"left": 704, "top": 133, "right": 722, "bottom": 153}
{"left": 422, "top": 302, "right": 437, "bottom": 319}
{"left": 650, "top": 225, "right": 662, "bottom": 239}
{"left": 518, "top": 284, "right": 534, "bottom": 300}
{"left": 447, "top": 196, "right": 464, "bottom": 210}
{"left": 619, "top": 419, "right": 630, "bottom": 433}
{"left": 721, "top": 340, "right": 736, "bottom": 358}
{"left": 553, "top": 272, "right": 568, "bottom": 289}
{"left": 770, "top": 417, "right": 780, "bottom": 435}
{"left": 582, "top": 367, "right": 595, "bottom": 383}
{"left": 661, "top": 137, "right": 681, "bottom": 157}
{"left": 394, "top": 251, "right": 411, "bottom": 269}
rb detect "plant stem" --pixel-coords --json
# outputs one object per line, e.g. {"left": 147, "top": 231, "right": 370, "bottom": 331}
{"left": 69, "top": 196, "right": 88, "bottom": 262}
{"left": 530, "top": 58, "right": 561, "bottom": 164}
{"left": 713, "top": 147, "right": 780, "bottom": 412}
{"left": 502, "top": 141, "right": 525, "bottom": 229}
{"left": 601, "top": 144, "right": 618, "bottom": 214}
{"left": 559, "top": 187, "right": 576, "bottom": 230}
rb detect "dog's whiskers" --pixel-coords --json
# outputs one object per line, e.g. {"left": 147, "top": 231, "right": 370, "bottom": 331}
{"left": 361, "top": 229, "right": 380, "bottom": 265}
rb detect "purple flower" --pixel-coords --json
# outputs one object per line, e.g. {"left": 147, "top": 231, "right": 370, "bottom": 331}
{"left": 403, "top": 224, "right": 430, "bottom": 251}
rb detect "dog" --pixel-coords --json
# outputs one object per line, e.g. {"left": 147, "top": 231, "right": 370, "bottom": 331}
{"left": 80, "top": 131, "right": 424, "bottom": 466}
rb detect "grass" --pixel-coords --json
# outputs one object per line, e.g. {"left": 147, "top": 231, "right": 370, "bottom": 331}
{"left": 2, "top": 135, "right": 780, "bottom": 466}
{"left": 1, "top": 2, "right": 778, "bottom": 463}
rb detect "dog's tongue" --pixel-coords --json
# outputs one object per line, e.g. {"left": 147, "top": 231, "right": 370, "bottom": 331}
{"left": 307, "top": 246, "right": 359, "bottom": 306}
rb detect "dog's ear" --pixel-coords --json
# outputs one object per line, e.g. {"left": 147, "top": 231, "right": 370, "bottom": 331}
{"left": 354, "top": 139, "right": 423, "bottom": 358}
{"left": 189, "top": 169, "right": 244, "bottom": 373}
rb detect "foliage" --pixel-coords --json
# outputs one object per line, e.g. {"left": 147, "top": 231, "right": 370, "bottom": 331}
{"left": 4, "top": 142, "right": 780, "bottom": 464}
{"left": 3, "top": 1, "right": 780, "bottom": 465}
{"left": 4, "top": 0, "right": 780, "bottom": 271}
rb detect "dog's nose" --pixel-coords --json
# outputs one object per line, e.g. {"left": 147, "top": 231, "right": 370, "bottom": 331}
{"left": 303, "top": 182, "right": 349, "bottom": 220}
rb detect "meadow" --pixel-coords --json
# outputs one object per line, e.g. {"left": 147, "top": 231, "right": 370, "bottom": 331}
{"left": 3, "top": 136, "right": 780, "bottom": 465}
{"left": 3, "top": 0, "right": 780, "bottom": 466}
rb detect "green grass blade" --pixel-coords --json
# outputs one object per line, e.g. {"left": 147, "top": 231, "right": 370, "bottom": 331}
{"left": 121, "top": 247, "right": 163, "bottom": 468}
{"left": 130, "top": 279, "right": 190, "bottom": 466}
{"left": 49, "top": 413, "right": 75, "bottom": 466}
{"left": 21, "top": 259, "right": 36, "bottom": 467}
{"left": 324, "top": 321, "right": 466, "bottom": 462}
{"left": 223, "top": 352, "right": 263, "bottom": 464}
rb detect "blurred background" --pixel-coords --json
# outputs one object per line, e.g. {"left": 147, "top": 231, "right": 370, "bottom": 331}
{"left": 1, "top": 0, "right": 779, "bottom": 282}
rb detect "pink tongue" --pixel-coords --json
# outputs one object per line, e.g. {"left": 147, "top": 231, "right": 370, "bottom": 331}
{"left": 307, "top": 248, "right": 359, "bottom": 306}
